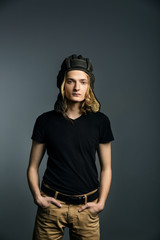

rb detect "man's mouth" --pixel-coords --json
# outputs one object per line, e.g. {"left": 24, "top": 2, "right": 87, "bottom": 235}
{"left": 72, "top": 93, "right": 80, "bottom": 96}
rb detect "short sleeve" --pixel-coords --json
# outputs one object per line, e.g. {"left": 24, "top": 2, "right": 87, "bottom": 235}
{"left": 99, "top": 115, "right": 115, "bottom": 143}
{"left": 31, "top": 115, "right": 46, "bottom": 143}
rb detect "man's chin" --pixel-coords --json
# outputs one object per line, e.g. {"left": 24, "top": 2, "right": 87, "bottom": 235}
{"left": 67, "top": 98, "right": 85, "bottom": 103}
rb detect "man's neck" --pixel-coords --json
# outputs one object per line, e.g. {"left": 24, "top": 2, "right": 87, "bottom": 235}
{"left": 66, "top": 101, "right": 82, "bottom": 118}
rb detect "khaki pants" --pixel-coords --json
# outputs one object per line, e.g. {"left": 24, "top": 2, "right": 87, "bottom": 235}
{"left": 33, "top": 190, "right": 100, "bottom": 240}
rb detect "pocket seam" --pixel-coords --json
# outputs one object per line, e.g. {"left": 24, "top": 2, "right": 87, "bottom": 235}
{"left": 88, "top": 208, "right": 98, "bottom": 218}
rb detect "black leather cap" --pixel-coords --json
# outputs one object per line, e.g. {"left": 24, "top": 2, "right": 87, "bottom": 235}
{"left": 57, "top": 54, "right": 95, "bottom": 90}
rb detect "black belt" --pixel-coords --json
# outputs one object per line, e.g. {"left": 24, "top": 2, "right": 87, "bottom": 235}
{"left": 41, "top": 183, "right": 99, "bottom": 205}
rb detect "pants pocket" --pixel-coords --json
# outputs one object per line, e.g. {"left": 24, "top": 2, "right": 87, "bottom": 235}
{"left": 87, "top": 198, "right": 99, "bottom": 218}
{"left": 87, "top": 208, "right": 99, "bottom": 218}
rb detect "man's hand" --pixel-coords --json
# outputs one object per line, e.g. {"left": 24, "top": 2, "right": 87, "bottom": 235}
{"left": 35, "top": 195, "right": 62, "bottom": 208}
{"left": 78, "top": 202, "right": 104, "bottom": 215}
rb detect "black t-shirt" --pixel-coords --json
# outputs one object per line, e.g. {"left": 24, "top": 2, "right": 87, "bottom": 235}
{"left": 31, "top": 110, "right": 114, "bottom": 195}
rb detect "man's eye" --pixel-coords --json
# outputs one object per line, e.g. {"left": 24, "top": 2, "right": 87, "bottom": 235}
{"left": 67, "top": 80, "right": 72, "bottom": 83}
{"left": 82, "top": 82, "right": 87, "bottom": 84}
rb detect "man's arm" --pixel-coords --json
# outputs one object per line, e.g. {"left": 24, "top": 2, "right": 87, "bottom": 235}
{"left": 27, "top": 140, "right": 62, "bottom": 208}
{"left": 78, "top": 142, "right": 112, "bottom": 214}
{"left": 97, "top": 142, "right": 112, "bottom": 208}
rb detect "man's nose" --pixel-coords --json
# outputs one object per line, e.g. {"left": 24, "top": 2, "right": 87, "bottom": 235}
{"left": 74, "top": 82, "right": 80, "bottom": 91}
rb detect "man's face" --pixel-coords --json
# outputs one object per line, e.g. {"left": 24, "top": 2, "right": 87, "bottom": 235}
{"left": 64, "top": 70, "right": 90, "bottom": 102}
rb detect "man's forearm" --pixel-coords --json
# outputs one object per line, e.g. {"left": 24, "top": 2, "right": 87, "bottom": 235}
{"left": 97, "top": 168, "right": 112, "bottom": 208}
{"left": 27, "top": 167, "right": 41, "bottom": 201}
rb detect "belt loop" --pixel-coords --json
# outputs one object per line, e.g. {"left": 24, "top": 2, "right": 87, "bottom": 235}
{"left": 54, "top": 191, "right": 59, "bottom": 199}
{"left": 84, "top": 195, "right": 87, "bottom": 204}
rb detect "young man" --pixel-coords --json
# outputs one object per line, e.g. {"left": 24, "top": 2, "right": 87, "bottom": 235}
{"left": 27, "top": 54, "right": 114, "bottom": 240}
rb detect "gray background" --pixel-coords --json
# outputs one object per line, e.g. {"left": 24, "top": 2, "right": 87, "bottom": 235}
{"left": 0, "top": 0, "right": 159, "bottom": 239}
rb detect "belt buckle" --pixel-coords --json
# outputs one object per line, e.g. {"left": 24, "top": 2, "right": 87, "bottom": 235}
{"left": 78, "top": 196, "right": 85, "bottom": 204}
{"left": 70, "top": 195, "right": 85, "bottom": 204}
